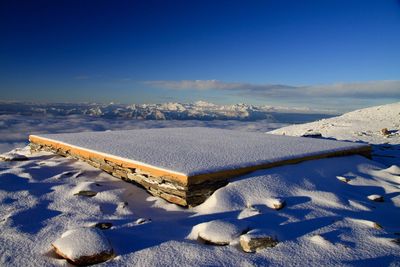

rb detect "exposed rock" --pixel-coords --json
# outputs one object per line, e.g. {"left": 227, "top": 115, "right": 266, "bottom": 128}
{"left": 100, "top": 164, "right": 114, "bottom": 173}
{"left": 381, "top": 128, "right": 390, "bottom": 136}
{"left": 373, "top": 222, "right": 383, "bottom": 230}
{"left": 240, "top": 229, "right": 279, "bottom": 252}
{"left": 135, "top": 218, "right": 151, "bottom": 225}
{"left": 266, "top": 198, "right": 286, "bottom": 210}
{"left": 72, "top": 182, "right": 100, "bottom": 197}
{"left": 52, "top": 227, "right": 114, "bottom": 266}
{"left": 94, "top": 222, "right": 113, "bottom": 230}
{"left": 74, "top": 190, "right": 97, "bottom": 197}
{"left": 0, "top": 151, "right": 28, "bottom": 161}
{"left": 196, "top": 220, "right": 249, "bottom": 245}
{"left": 31, "top": 142, "right": 220, "bottom": 207}
{"left": 301, "top": 132, "right": 322, "bottom": 138}
{"left": 336, "top": 175, "right": 351, "bottom": 183}
{"left": 117, "top": 201, "right": 128, "bottom": 208}
{"left": 391, "top": 238, "right": 400, "bottom": 245}
{"left": 367, "top": 194, "right": 384, "bottom": 202}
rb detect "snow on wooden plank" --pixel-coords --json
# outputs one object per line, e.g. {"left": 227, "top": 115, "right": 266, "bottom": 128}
{"left": 29, "top": 127, "right": 370, "bottom": 206}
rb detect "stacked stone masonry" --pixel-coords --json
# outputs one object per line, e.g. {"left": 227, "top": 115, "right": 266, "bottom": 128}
{"left": 30, "top": 142, "right": 224, "bottom": 206}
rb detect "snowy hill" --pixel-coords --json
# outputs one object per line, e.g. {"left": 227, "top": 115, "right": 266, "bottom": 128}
{"left": 270, "top": 102, "right": 400, "bottom": 166}
{"left": 0, "top": 102, "right": 399, "bottom": 266}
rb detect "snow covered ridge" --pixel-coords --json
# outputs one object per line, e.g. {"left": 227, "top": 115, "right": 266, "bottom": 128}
{"left": 269, "top": 102, "right": 400, "bottom": 166}
{"left": 0, "top": 101, "right": 335, "bottom": 121}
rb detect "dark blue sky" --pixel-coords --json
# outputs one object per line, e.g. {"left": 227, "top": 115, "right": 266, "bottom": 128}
{"left": 1, "top": 0, "right": 399, "bottom": 110}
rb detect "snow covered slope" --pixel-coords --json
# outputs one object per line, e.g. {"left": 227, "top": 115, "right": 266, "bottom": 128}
{"left": 270, "top": 102, "right": 400, "bottom": 166}
{"left": 0, "top": 147, "right": 399, "bottom": 266}
{"left": 0, "top": 103, "right": 399, "bottom": 266}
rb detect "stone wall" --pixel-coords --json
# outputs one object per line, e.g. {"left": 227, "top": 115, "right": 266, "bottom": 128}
{"left": 30, "top": 142, "right": 223, "bottom": 207}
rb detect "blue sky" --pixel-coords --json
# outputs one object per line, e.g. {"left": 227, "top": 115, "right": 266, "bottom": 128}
{"left": 0, "top": 0, "right": 399, "bottom": 110}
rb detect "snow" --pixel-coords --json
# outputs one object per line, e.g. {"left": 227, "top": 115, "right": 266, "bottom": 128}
{"left": 1, "top": 149, "right": 399, "bottom": 266}
{"left": 34, "top": 127, "right": 368, "bottom": 176}
{"left": 0, "top": 148, "right": 29, "bottom": 161}
{"left": 188, "top": 219, "right": 249, "bottom": 245}
{"left": 265, "top": 197, "right": 286, "bottom": 210}
{"left": 270, "top": 102, "right": 400, "bottom": 166}
{"left": 240, "top": 229, "right": 278, "bottom": 243}
{"left": 0, "top": 102, "right": 399, "bottom": 266}
{"left": 367, "top": 194, "right": 384, "bottom": 202}
{"left": 52, "top": 227, "right": 113, "bottom": 261}
{"left": 385, "top": 165, "right": 400, "bottom": 175}
{"left": 71, "top": 181, "right": 102, "bottom": 197}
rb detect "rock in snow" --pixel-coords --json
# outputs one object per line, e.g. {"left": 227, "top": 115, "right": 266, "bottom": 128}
{"left": 301, "top": 132, "right": 323, "bottom": 138}
{"left": 266, "top": 198, "right": 286, "bottom": 210}
{"left": 74, "top": 190, "right": 97, "bottom": 197}
{"left": 381, "top": 128, "right": 390, "bottom": 136}
{"left": 367, "top": 194, "right": 384, "bottom": 202}
{"left": 52, "top": 227, "right": 114, "bottom": 265}
{"left": 240, "top": 229, "right": 279, "bottom": 252}
{"left": 194, "top": 220, "right": 249, "bottom": 245}
{"left": 72, "top": 182, "right": 100, "bottom": 197}
{"left": 0, "top": 150, "right": 28, "bottom": 161}
{"left": 94, "top": 222, "right": 113, "bottom": 230}
{"left": 336, "top": 175, "right": 351, "bottom": 183}
{"left": 269, "top": 102, "right": 400, "bottom": 166}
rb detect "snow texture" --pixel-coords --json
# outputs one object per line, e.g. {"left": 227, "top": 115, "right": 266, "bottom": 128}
{"left": 270, "top": 102, "right": 400, "bottom": 166}
{"left": 0, "top": 148, "right": 29, "bottom": 161}
{"left": 1, "top": 148, "right": 399, "bottom": 266}
{"left": 189, "top": 219, "right": 249, "bottom": 245}
{"left": 35, "top": 127, "right": 368, "bottom": 176}
{"left": 0, "top": 102, "right": 399, "bottom": 266}
{"left": 52, "top": 227, "right": 113, "bottom": 260}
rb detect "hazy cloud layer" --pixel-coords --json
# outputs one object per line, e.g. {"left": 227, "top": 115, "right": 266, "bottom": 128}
{"left": 0, "top": 114, "right": 289, "bottom": 153}
{"left": 144, "top": 80, "right": 297, "bottom": 92}
{"left": 145, "top": 80, "right": 400, "bottom": 98}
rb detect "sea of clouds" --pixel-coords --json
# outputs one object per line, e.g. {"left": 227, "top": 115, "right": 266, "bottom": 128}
{"left": 0, "top": 102, "right": 333, "bottom": 153}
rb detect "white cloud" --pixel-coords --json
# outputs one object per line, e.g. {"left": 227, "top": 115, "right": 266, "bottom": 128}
{"left": 307, "top": 80, "right": 400, "bottom": 97}
{"left": 0, "top": 114, "right": 288, "bottom": 153}
{"left": 144, "top": 79, "right": 400, "bottom": 98}
{"left": 143, "top": 80, "right": 297, "bottom": 92}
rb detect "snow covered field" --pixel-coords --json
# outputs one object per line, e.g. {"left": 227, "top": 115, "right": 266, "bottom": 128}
{"left": 0, "top": 102, "right": 399, "bottom": 266}
{"left": 271, "top": 102, "right": 400, "bottom": 166}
